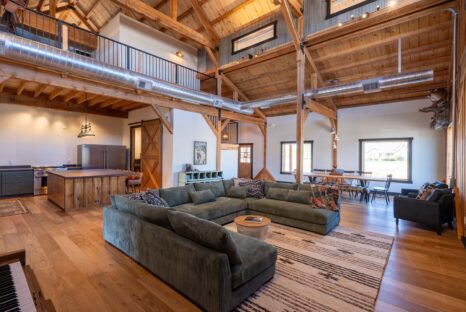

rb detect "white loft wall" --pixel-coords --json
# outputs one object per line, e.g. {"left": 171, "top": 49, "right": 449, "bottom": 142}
{"left": 239, "top": 99, "right": 446, "bottom": 193}
{"left": 0, "top": 104, "right": 124, "bottom": 166}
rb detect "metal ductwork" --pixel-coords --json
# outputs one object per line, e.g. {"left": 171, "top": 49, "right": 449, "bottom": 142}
{"left": 241, "top": 70, "right": 434, "bottom": 110}
{"left": 0, "top": 32, "right": 253, "bottom": 115}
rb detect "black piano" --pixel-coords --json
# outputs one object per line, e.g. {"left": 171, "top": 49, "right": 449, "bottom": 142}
{"left": 0, "top": 250, "right": 55, "bottom": 312}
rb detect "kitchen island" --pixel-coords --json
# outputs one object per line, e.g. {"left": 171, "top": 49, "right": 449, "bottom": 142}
{"left": 48, "top": 169, "right": 128, "bottom": 211}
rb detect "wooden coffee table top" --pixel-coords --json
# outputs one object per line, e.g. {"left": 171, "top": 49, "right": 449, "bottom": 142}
{"left": 234, "top": 215, "right": 271, "bottom": 228}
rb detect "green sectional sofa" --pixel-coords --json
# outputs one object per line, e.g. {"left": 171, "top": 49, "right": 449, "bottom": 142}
{"left": 103, "top": 179, "right": 340, "bottom": 312}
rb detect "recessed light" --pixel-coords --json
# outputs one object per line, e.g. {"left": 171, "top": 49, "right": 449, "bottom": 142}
{"left": 175, "top": 50, "right": 184, "bottom": 58}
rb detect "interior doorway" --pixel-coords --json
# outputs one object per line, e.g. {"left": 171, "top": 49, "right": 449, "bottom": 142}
{"left": 129, "top": 119, "right": 163, "bottom": 189}
{"left": 238, "top": 143, "right": 253, "bottom": 179}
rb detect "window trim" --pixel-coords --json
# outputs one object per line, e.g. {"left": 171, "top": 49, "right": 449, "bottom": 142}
{"left": 280, "top": 140, "right": 314, "bottom": 175}
{"left": 231, "top": 21, "right": 278, "bottom": 55}
{"left": 358, "top": 138, "right": 413, "bottom": 184}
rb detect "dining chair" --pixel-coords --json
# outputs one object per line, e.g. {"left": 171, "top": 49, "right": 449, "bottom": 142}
{"left": 352, "top": 171, "right": 372, "bottom": 201}
{"left": 310, "top": 168, "right": 327, "bottom": 184}
{"left": 339, "top": 170, "right": 355, "bottom": 197}
{"left": 369, "top": 174, "right": 393, "bottom": 204}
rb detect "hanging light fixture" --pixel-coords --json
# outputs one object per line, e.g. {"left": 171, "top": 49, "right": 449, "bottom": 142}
{"left": 78, "top": 112, "right": 95, "bottom": 138}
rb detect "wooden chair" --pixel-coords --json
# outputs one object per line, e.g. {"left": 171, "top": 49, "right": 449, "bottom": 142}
{"left": 339, "top": 170, "right": 355, "bottom": 197}
{"left": 126, "top": 172, "right": 143, "bottom": 193}
{"left": 351, "top": 171, "right": 372, "bottom": 201}
{"left": 309, "top": 168, "right": 327, "bottom": 184}
{"left": 370, "top": 174, "right": 393, "bottom": 204}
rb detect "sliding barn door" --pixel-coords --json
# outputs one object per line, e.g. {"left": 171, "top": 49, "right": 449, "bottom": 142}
{"left": 141, "top": 120, "right": 163, "bottom": 189}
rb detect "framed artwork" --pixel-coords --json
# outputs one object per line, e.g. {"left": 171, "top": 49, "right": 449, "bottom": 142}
{"left": 193, "top": 141, "right": 207, "bottom": 165}
{"left": 326, "top": 0, "right": 377, "bottom": 19}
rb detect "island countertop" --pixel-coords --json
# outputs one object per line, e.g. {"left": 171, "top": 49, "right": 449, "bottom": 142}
{"left": 48, "top": 169, "right": 130, "bottom": 179}
{"left": 48, "top": 169, "right": 128, "bottom": 211}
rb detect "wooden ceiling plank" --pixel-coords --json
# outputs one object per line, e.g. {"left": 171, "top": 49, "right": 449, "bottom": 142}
{"left": 210, "top": 0, "right": 256, "bottom": 25}
{"left": 37, "top": 0, "right": 45, "bottom": 11}
{"left": 110, "top": 0, "right": 215, "bottom": 48}
{"left": 85, "top": 0, "right": 102, "bottom": 18}
{"left": 190, "top": 0, "right": 219, "bottom": 43}
{"left": 48, "top": 88, "right": 64, "bottom": 100}
{"left": 72, "top": 5, "right": 98, "bottom": 32}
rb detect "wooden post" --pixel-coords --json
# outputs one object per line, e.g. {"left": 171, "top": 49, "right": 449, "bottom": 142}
{"left": 170, "top": 0, "right": 177, "bottom": 20}
{"left": 330, "top": 118, "right": 338, "bottom": 168}
{"left": 61, "top": 25, "right": 68, "bottom": 51}
{"left": 49, "top": 0, "right": 56, "bottom": 17}
{"left": 216, "top": 110, "right": 222, "bottom": 170}
{"left": 296, "top": 49, "right": 305, "bottom": 184}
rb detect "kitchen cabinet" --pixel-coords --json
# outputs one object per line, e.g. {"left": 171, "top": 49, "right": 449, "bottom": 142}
{"left": 0, "top": 167, "right": 34, "bottom": 197}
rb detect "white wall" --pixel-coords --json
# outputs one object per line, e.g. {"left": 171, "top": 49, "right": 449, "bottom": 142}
{"left": 221, "top": 149, "right": 238, "bottom": 179}
{"left": 239, "top": 99, "right": 447, "bottom": 193}
{"left": 0, "top": 104, "right": 124, "bottom": 166}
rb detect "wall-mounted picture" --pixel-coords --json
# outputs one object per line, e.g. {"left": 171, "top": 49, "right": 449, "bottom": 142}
{"left": 326, "top": 0, "right": 377, "bottom": 19}
{"left": 193, "top": 141, "right": 207, "bottom": 165}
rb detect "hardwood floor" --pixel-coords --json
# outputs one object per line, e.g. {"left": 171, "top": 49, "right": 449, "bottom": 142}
{"left": 0, "top": 195, "right": 465, "bottom": 312}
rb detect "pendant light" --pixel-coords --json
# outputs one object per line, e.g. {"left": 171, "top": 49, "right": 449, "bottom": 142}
{"left": 78, "top": 97, "right": 95, "bottom": 138}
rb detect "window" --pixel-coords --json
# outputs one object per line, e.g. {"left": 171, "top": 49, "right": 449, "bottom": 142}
{"left": 231, "top": 22, "right": 277, "bottom": 55}
{"left": 359, "top": 138, "right": 413, "bottom": 182}
{"left": 239, "top": 145, "right": 252, "bottom": 164}
{"left": 281, "top": 141, "right": 313, "bottom": 174}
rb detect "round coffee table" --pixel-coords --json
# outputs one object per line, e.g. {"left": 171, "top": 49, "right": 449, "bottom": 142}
{"left": 234, "top": 215, "right": 271, "bottom": 240}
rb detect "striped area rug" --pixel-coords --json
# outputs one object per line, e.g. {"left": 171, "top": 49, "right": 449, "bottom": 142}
{"left": 225, "top": 223, "right": 394, "bottom": 312}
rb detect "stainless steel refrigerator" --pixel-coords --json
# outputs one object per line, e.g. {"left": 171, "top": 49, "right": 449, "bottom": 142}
{"left": 77, "top": 145, "right": 127, "bottom": 170}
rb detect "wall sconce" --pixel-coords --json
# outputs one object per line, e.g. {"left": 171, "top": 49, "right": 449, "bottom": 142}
{"left": 175, "top": 50, "right": 184, "bottom": 58}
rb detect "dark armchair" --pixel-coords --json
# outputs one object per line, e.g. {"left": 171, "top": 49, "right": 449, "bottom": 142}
{"left": 394, "top": 189, "right": 455, "bottom": 235}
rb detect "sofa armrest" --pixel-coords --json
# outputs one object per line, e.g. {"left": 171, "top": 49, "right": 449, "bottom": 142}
{"left": 394, "top": 196, "right": 440, "bottom": 226}
{"left": 401, "top": 188, "right": 419, "bottom": 197}
{"left": 103, "top": 207, "right": 232, "bottom": 312}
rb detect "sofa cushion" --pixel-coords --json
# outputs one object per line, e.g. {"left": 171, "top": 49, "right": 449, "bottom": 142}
{"left": 175, "top": 197, "right": 247, "bottom": 220}
{"left": 266, "top": 187, "right": 289, "bottom": 201}
{"left": 264, "top": 181, "right": 297, "bottom": 196}
{"left": 227, "top": 186, "right": 248, "bottom": 199}
{"left": 287, "top": 190, "right": 311, "bottom": 205}
{"left": 167, "top": 210, "right": 243, "bottom": 266}
{"left": 230, "top": 231, "right": 277, "bottom": 289}
{"left": 112, "top": 195, "right": 173, "bottom": 228}
{"left": 189, "top": 190, "right": 216, "bottom": 205}
{"left": 194, "top": 181, "right": 226, "bottom": 197}
{"left": 427, "top": 188, "right": 451, "bottom": 202}
{"left": 223, "top": 179, "right": 235, "bottom": 193}
{"left": 239, "top": 180, "right": 265, "bottom": 198}
{"left": 248, "top": 198, "right": 339, "bottom": 225}
{"left": 160, "top": 184, "right": 195, "bottom": 207}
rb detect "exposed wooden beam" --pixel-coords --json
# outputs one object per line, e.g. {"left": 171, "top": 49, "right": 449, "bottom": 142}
{"left": 220, "top": 118, "right": 231, "bottom": 132}
{"left": 33, "top": 84, "right": 47, "bottom": 98}
{"left": 170, "top": 0, "right": 177, "bottom": 20}
{"left": 64, "top": 91, "right": 80, "bottom": 102}
{"left": 151, "top": 104, "right": 173, "bottom": 134}
{"left": 0, "top": 92, "right": 127, "bottom": 118}
{"left": 287, "top": 0, "right": 303, "bottom": 17}
{"left": 37, "top": 0, "right": 45, "bottom": 11}
{"left": 72, "top": 5, "right": 98, "bottom": 32}
{"left": 16, "top": 81, "right": 26, "bottom": 95}
{"left": 49, "top": 0, "right": 57, "bottom": 18}
{"left": 190, "top": 0, "right": 219, "bottom": 43}
{"left": 205, "top": 47, "right": 219, "bottom": 68}
{"left": 1, "top": 62, "right": 261, "bottom": 123}
{"left": 100, "top": 98, "right": 124, "bottom": 108}
{"left": 76, "top": 94, "right": 98, "bottom": 105}
{"left": 110, "top": 0, "right": 215, "bottom": 48}
{"left": 306, "top": 100, "right": 337, "bottom": 120}
{"left": 203, "top": 114, "right": 218, "bottom": 135}
{"left": 88, "top": 96, "right": 106, "bottom": 106}
{"left": 85, "top": 0, "right": 102, "bottom": 18}
{"left": 216, "top": 110, "right": 222, "bottom": 170}
{"left": 48, "top": 88, "right": 64, "bottom": 100}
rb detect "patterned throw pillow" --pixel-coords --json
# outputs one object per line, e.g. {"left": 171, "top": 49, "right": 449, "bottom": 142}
{"left": 239, "top": 180, "right": 265, "bottom": 199}
{"left": 416, "top": 183, "right": 435, "bottom": 200}
{"left": 125, "top": 190, "right": 169, "bottom": 207}
{"left": 308, "top": 185, "right": 340, "bottom": 211}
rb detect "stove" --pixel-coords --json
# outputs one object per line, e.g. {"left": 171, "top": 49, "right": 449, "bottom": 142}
{"left": 32, "top": 166, "right": 68, "bottom": 195}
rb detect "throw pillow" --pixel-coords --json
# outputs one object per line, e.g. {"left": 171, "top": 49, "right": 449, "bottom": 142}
{"left": 239, "top": 179, "right": 265, "bottom": 198}
{"left": 189, "top": 190, "right": 216, "bottom": 205}
{"left": 266, "top": 187, "right": 289, "bottom": 201}
{"left": 194, "top": 181, "right": 226, "bottom": 197}
{"left": 309, "top": 185, "right": 340, "bottom": 211}
{"left": 160, "top": 184, "right": 195, "bottom": 207}
{"left": 167, "top": 210, "right": 243, "bottom": 266}
{"left": 287, "top": 190, "right": 311, "bottom": 205}
{"left": 426, "top": 188, "right": 451, "bottom": 202}
{"left": 227, "top": 186, "right": 248, "bottom": 199}
{"left": 120, "top": 190, "right": 170, "bottom": 207}
{"left": 418, "top": 188, "right": 433, "bottom": 200}
{"left": 223, "top": 179, "right": 235, "bottom": 193}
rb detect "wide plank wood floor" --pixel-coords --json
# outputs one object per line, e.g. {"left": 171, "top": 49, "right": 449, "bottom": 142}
{"left": 0, "top": 195, "right": 465, "bottom": 312}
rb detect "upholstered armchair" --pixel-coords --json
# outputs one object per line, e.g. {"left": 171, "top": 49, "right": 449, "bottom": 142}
{"left": 394, "top": 189, "right": 455, "bottom": 235}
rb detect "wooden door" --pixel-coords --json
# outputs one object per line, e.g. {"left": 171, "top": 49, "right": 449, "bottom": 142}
{"left": 141, "top": 119, "right": 162, "bottom": 189}
{"left": 238, "top": 143, "right": 253, "bottom": 179}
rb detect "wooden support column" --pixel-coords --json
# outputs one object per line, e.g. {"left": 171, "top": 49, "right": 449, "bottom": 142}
{"left": 330, "top": 118, "right": 338, "bottom": 169}
{"left": 296, "top": 49, "right": 305, "bottom": 184}
{"left": 61, "top": 25, "right": 68, "bottom": 51}
{"left": 216, "top": 110, "right": 222, "bottom": 170}
{"left": 49, "top": 0, "right": 57, "bottom": 17}
{"left": 170, "top": 0, "right": 177, "bottom": 20}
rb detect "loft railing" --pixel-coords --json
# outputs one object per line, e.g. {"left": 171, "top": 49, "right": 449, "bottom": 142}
{"left": 0, "top": 1, "right": 215, "bottom": 91}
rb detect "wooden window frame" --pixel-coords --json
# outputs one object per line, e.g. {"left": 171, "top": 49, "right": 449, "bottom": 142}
{"left": 358, "top": 137, "right": 413, "bottom": 184}
{"left": 231, "top": 21, "right": 277, "bottom": 55}
{"left": 280, "top": 140, "right": 313, "bottom": 175}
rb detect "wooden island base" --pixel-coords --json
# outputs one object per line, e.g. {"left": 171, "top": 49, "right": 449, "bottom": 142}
{"left": 48, "top": 170, "right": 128, "bottom": 211}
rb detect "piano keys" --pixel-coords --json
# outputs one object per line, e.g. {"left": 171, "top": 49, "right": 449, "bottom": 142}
{"left": 0, "top": 250, "right": 55, "bottom": 312}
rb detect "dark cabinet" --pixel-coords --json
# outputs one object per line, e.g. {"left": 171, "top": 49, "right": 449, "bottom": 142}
{"left": 0, "top": 168, "right": 34, "bottom": 197}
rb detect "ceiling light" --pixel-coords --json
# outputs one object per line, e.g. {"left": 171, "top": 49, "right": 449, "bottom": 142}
{"left": 77, "top": 115, "right": 95, "bottom": 138}
{"left": 175, "top": 50, "right": 184, "bottom": 58}
{"left": 362, "top": 12, "right": 369, "bottom": 19}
